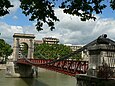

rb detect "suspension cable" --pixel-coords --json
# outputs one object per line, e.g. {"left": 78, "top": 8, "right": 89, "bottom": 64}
{"left": 35, "top": 50, "right": 47, "bottom": 59}
{"left": 20, "top": 39, "right": 97, "bottom": 65}
{"left": 19, "top": 34, "right": 114, "bottom": 65}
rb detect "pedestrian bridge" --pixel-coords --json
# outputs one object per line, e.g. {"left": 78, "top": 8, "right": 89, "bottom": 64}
{"left": 17, "top": 59, "right": 88, "bottom": 76}
{"left": 6, "top": 33, "right": 115, "bottom": 78}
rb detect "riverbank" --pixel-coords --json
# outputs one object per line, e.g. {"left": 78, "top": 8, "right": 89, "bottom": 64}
{"left": 0, "top": 64, "right": 6, "bottom": 70}
{"left": 76, "top": 74, "right": 115, "bottom": 86}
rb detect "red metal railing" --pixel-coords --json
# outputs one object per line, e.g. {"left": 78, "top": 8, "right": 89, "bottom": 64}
{"left": 17, "top": 59, "right": 88, "bottom": 76}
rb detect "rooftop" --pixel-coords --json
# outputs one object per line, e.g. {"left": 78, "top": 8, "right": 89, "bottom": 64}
{"left": 13, "top": 33, "right": 35, "bottom": 38}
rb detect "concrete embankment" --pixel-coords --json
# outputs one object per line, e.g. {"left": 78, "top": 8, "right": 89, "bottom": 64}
{"left": 0, "top": 64, "right": 6, "bottom": 70}
{"left": 76, "top": 74, "right": 115, "bottom": 86}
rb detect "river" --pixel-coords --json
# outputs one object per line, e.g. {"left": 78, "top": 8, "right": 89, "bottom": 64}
{"left": 0, "top": 69, "right": 76, "bottom": 86}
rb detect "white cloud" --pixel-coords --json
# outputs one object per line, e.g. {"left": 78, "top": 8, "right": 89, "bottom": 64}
{"left": 0, "top": 22, "right": 23, "bottom": 45}
{"left": 0, "top": 0, "right": 20, "bottom": 18}
{"left": 1, "top": 8, "right": 115, "bottom": 46}
{"left": 9, "top": 0, "right": 20, "bottom": 13}
{"left": 34, "top": 9, "right": 115, "bottom": 45}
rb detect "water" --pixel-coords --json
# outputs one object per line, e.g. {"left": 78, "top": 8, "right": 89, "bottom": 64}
{"left": 0, "top": 69, "right": 76, "bottom": 86}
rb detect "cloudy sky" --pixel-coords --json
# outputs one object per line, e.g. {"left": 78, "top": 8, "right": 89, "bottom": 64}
{"left": 0, "top": 0, "right": 115, "bottom": 46}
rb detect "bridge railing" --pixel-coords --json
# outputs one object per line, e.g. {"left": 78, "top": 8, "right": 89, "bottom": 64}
{"left": 17, "top": 59, "right": 88, "bottom": 76}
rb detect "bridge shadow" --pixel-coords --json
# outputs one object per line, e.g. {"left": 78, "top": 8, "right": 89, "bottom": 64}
{"left": 22, "top": 78, "right": 48, "bottom": 86}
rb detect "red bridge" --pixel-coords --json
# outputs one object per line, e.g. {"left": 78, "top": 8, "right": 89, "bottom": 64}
{"left": 7, "top": 34, "right": 114, "bottom": 78}
{"left": 17, "top": 59, "right": 88, "bottom": 77}
{"left": 10, "top": 34, "right": 115, "bottom": 78}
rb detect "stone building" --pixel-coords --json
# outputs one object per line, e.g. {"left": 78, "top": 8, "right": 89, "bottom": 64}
{"left": 42, "top": 37, "right": 59, "bottom": 44}
{"left": 35, "top": 37, "right": 59, "bottom": 44}
{"left": 34, "top": 40, "right": 43, "bottom": 44}
{"left": 65, "top": 44, "right": 89, "bottom": 61}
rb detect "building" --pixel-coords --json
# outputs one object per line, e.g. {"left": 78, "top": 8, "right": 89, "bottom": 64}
{"left": 34, "top": 40, "right": 43, "bottom": 44}
{"left": 42, "top": 37, "right": 59, "bottom": 44}
{"left": 65, "top": 44, "right": 89, "bottom": 61}
{"left": 65, "top": 44, "right": 83, "bottom": 51}
{"left": 35, "top": 37, "right": 59, "bottom": 45}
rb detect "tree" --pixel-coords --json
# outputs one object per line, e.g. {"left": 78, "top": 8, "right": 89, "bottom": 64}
{"left": 34, "top": 43, "right": 82, "bottom": 60}
{"left": 71, "top": 52, "right": 82, "bottom": 60}
{"left": 0, "top": 0, "right": 13, "bottom": 17}
{"left": 34, "top": 43, "right": 72, "bottom": 59}
{"left": 1, "top": 0, "right": 115, "bottom": 31}
{"left": 19, "top": 0, "right": 115, "bottom": 31}
{"left": 0, "top": 39, "right": 13, "bottom": 63}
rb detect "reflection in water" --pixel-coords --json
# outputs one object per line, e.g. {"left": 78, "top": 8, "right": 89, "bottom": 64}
{"left": 22, "top": 78, "right": 48, "bottom": 86}
{"left": 0, "top": 69, "right": 76, "bottom": 86}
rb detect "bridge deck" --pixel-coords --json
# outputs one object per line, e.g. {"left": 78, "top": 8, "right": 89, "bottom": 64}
{"left": 17, "top": 59, "right": 88, "bottom": 76}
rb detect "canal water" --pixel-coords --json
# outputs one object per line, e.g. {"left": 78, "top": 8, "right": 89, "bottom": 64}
{"left": 0, "top": 69, "right": 76, "bottom": 86}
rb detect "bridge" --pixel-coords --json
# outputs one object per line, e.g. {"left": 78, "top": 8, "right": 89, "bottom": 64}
{"left": 17, "top": 59, "right": 88, "bottom": 76}
{"left": 5, "top": 33, "right": 115, "bottom": 78}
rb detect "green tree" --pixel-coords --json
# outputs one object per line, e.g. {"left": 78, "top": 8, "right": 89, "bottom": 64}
{"left": 1, "top": 0, "right": 115, "bottom": 31}
{"left": 0, "top": 0, "right": 13, "bottom": 17}
{"left": 0, "top": 39, "right": 13, "bottom": 63}
{"left": 19, "top": 0, "right": 115, "bottom": 31}
{"left": 34, "top": 43, "right": 82, "bottom": 60}
{"left": 71, "top": 52, "right": 82, "bottom": 60}
{"left": 34, "top": 43, "right": 72, "bottom": 59}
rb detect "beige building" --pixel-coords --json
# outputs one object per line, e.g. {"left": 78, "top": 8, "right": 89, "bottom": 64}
{"left": 42, "top": 37, "right": 59, "bottom": 44}
{"left": 65, "top": 44, "right": 89, "bottom": 61}
{"left": 34, "top": 40, "right": 43, "bottom": 44}
{"left": 35, "top": 37, "right": 59, "bottom": 44}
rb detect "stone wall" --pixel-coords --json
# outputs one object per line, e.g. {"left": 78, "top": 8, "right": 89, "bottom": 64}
{"left": 76, "top": 74, "right": 115, "bottom": 86}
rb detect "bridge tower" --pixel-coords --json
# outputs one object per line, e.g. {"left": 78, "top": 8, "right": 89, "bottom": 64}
{"left": 13, "top": 33, "right": 35, "bottom": 60}
{"left": 87, "top": 37, "right": 115, "bottom": 77}
{"left": 76, "top": 35, "right": 115, "bottom": 86}
{"left": 6, "top": 33, "right": 36, "bottom": 78}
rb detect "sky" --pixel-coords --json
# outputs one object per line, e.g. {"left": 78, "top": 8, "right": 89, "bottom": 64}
{"left": 1, "top": 0, "right": 115, "bottom": 46}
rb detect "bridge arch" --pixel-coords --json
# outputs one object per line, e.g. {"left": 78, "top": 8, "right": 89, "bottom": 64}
{"left": 13, "top": 33, "right": 35, "bottom": 60}
{"left": 19, "top": 42, "right": 28, "bottom": 58}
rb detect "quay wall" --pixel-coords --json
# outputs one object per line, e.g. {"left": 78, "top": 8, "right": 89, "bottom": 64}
{"left": 76, "top": 74, "right": 115, "bottom": 86}
{"left": 0, "top": 64, "right": 6, "bottom": 70}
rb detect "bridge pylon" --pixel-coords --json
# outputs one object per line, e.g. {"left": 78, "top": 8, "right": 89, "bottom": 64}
{"left": 5, "top": 33, "right": 37, "bottom": 78}
{"left": 76, "top": 34, "right": 115, "bottom": 86}
{"left": 13, "top": 33, "right": 35, "bottom": 60}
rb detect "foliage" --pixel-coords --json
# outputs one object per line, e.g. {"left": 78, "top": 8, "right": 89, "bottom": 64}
{"left": 0, "top": 39, "right": 13, "bottom": 63}
{"left": 34, "top": 43, "right": 72, "bottom": 59}
{"left": 34, "top": 43, "right": 82, "bottom": 60}
{"left": 97, "top": 63, "right": 114, "bottom": 79}
{"left": 1, "top": 0, "right": 115, "bottom": 31}
{"left": 20, "top": 0, "right": 59, "bottom": 31}
{"left": 0, "top": 0, "right": 13, "bottom": 17}
{"left": 71, "top": 52, "right": 82, "bottom": 60}
{"left": 19, "top": 0, "right": 115, "bottom": 31}
{"left": 60, "top": 0, "right": 106, "bottom": 21}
